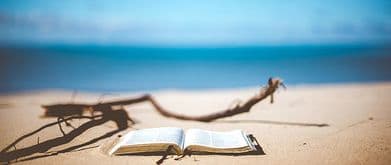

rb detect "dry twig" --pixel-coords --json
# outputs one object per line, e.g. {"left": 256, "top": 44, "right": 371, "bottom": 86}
{"left": 42, "top": 77, "right": 284, "bottom": 122}
{"left": 146, "top": 77, "right": 284, "bottom": 122}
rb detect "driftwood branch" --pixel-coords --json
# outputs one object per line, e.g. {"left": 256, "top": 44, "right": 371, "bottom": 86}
{"left": 42, "top": 77, "right": 284, "bottom": 122}
{"left": 145, "top": 77, "right": 284, "bottom": 122}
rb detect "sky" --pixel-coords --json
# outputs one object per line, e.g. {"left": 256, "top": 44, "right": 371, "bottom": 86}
{"left": 0, "top": 0, "right": 390, "bottom": 46}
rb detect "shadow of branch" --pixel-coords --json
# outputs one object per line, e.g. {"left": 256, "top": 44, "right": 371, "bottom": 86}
{"left": 216, "top": 120, "right": 329, "bottom": 127}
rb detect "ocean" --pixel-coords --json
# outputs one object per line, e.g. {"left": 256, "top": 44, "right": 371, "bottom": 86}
{"left": 0, "top": 44, "right": 390, "bottom": 93}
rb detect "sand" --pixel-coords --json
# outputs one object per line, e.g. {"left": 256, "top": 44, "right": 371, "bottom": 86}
{"left": 0, "top": 83, "right": 390, "bottom": 164}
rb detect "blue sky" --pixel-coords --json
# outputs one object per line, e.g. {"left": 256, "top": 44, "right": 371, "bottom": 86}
{"left": 0, "top": 0, "right": 390, "bottom": 46}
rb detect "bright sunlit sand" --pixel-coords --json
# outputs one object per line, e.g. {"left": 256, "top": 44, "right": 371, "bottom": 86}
{"left": 1, "top": 83, "right": 390, "bottom": 164}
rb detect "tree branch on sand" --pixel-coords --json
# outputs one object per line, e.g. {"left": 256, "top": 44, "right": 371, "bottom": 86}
{"left": 147, "top": 77, "right": 285, "bottom": 122}
{"left": 42, "top": 77, "right": 285, "bottom": 122}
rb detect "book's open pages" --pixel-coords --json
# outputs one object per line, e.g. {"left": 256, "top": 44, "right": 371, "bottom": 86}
{"left": 108, "top": 127, "right": 256, "bottom": 155}
{"left": 184, "top": 128, "right": 255, "bottom": 153}
{"left": 109, "top": 127, "right": 184, "bottom": 155}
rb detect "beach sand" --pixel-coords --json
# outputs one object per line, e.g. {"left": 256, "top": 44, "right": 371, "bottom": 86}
{"left": 0, "top": 83, "right": 390, "bottom": 164}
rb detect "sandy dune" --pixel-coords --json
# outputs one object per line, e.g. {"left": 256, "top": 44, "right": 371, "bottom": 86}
{"left": 0, "top": 83, "right": 390, "bottom": 164}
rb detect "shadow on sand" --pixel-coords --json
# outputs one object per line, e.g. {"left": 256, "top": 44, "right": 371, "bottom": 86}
{"left": 0, "top": 104, "right": 134, "bottom": 164}
{"left": 216, "top": 119, "right": 329, "bottom": 127}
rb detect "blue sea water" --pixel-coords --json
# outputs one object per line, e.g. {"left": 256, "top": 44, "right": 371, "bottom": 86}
{"left": 0, "top": 44, "right": 390, "bottom": 93}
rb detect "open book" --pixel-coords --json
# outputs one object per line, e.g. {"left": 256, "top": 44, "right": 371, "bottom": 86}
{"left": 108, "top": 127, "right": 256, "bottom": 155}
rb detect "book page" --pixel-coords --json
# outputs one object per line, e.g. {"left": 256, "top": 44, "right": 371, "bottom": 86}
{"left": 122, "top": 127, "right": 184, "bottom": 146}
{"left": 184, "top": 129, "right": 251, "bottom": 149}
{"left": 109, "top": 127, "right": 184, "bottom": 155}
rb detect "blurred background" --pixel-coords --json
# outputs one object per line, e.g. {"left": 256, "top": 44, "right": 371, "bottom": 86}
{"left": 0, "top": 0, "right": 390, "bottom": 93}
